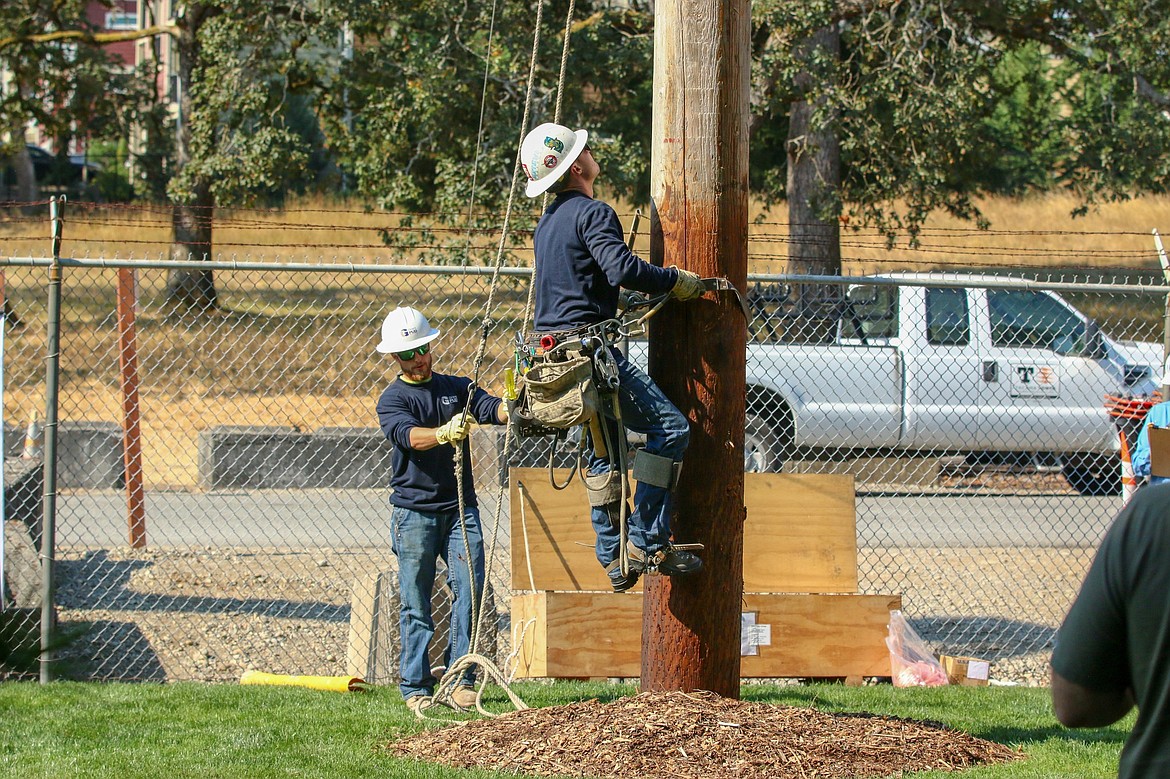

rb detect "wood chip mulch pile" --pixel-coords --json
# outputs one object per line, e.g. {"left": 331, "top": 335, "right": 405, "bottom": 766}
{"left": 384, "top": 690, "right": 1021, "bottom": 779}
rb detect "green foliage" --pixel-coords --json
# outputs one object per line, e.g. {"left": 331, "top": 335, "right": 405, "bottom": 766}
{"left": 316, "top": 1, "right": 654, "bottom": 263}
{"left": 7, "top": 0, "right": 1170, "bottom": 252}
{"left": 752, "top": 0, "right": 995, "bottom": 245}
{"left": 0, "top": 681, "right": 1129, "bottom": 778}
{"left": 967, "top": 43, "right": 1065, "bottom": 195}
{"left": 749, "top": 1, "right": 1170, "bottom": 246}
{"left": 165, "top": 1, "right": 351, "bottom": 207}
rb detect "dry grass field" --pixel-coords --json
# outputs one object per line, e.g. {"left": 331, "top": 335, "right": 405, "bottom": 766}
{"left": 2, "top": 192, "right": 1169, "bottom": 488}
{"left": 2, "top": 190, "right": 1168, "bottom": 270}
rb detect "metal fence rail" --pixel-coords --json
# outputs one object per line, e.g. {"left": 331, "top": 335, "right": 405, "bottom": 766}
{"left": 1, "top": 245, "right": 1166, "bottom": 686}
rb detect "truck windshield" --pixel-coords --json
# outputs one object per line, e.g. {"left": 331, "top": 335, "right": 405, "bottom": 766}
{"left": 988, "top": 289, "right": 1085, "bottom": 355}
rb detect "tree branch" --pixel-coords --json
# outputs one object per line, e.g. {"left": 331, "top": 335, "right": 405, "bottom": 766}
{"left": 0, "top": 24, "right": 179, "bottom": 50}
{"left": 1134, "top": 74, "right": 1170, "bottom": 107}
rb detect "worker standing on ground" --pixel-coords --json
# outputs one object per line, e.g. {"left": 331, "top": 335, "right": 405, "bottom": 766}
{"left": 520, "top": 121, "right": 706, "bottom": 593}
{"left": 1131, "top": 368, "right": 1170, "bottom": 486}
{"left": 1051, "top": 481, "right": 1170, "bottom": 776}
{"left": 375, "top": 306, "right": 509, "bottom": 716}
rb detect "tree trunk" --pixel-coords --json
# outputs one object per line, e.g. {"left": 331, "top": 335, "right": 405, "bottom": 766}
{"left": 163, "top": 6, "right": 217, "bottom": 316}
{"left": 786, "top": 24, "right": 842, "bottom": 342}
{"left": 643, "top": 0, "right": 749, "bottom": 698}
{"left": 10, "top": 142, "right": 37, "bottom": 204}
{"left": 7, "top": 100, "right": 38, "bottom": 205}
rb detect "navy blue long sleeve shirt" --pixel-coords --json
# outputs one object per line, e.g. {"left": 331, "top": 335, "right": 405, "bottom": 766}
{"left": 532, "top": 191, "right": 679, "bottom": 331}
{"left": 376, "top": 373, "right": 502, "bottom": 512}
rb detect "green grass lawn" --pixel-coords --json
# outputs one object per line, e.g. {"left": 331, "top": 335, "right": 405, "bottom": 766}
{"left": 0, "top": 680, "right": 1130, "bottom": 779}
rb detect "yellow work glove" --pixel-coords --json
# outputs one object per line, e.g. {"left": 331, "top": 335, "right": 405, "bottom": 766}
{"left": 670, "top": 268, "right": 705, "bottom": 302}
{"left": 434, "top": 416, "right": 471, "bottom": 445}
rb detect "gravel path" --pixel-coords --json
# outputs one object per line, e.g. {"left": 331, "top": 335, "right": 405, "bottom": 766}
{"left": 3, "top": 537, "right": 1084, "bottom": 687}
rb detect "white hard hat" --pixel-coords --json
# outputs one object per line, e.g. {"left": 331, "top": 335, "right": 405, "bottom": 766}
{"left": 376, "top": 306, "right": 441, "bottom": 354}
{"left": 521, "top": 122, "right": 588, "bottom": 198}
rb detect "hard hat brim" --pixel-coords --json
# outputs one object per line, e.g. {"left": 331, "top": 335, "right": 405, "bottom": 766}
{"left": 375, "top": 328, "right": 441, "bottom": 354}
{"left": 525, "top": 129, "right": 589, "bottom": 198}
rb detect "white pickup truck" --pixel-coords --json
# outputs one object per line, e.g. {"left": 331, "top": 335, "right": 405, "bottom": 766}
{"left": 630, "top": 273, "right": 1162, "bottom": 495}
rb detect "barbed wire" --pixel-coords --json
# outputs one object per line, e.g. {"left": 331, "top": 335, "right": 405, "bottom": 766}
{"left": 2, "top": 200, "right": 1166, "bottom": 273}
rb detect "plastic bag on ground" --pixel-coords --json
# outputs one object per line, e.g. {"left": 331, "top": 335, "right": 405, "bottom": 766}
{"left": 885, "top": 609, "right": 949, "bottom": 687}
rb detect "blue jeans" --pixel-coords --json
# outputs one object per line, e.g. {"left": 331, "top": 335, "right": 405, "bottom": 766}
{"left": 389, "top": 505, "right": 485, "bottom": 700}
{"left": 587, "top": 349, "right": 690, "bottom": 567}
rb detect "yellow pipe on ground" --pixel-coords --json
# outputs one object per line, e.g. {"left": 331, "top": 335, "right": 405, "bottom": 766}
{"left": 240, "top": 670, "right": 368, "bottom": 693}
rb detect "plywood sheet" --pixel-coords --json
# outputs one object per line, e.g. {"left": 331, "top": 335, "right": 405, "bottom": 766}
{"left": 510, "top": 469, "right": 857, "bottom": 593}
{"left": 742, "top": 473, "right": 857, "bottom": 592}
{"left": 510, "top": 469, "right": 621, "bottom": 592}
{"left": 509, "top": 591, "right": 900, "bottom": 679}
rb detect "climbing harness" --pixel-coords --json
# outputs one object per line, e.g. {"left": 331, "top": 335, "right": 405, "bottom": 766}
{"left": 509, "top": 291, "right": 676, "bottom": 577}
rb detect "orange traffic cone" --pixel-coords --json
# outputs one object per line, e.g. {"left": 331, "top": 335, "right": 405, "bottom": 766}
{"left": 21, "top": 412, "right": 43, "bottom": 459}
{"left": 1119, "top": 429, "right": 1138, "bottom": 506}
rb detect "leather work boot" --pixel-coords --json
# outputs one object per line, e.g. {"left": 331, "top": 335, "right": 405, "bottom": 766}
{"left": 605, "top": 547, "right": 647, "bottom": 593}
{"left": 448, "top": 685, "right": 478, "bottom": 710}
{"left": 654, "top": 546, "right": 703, "bottom": 576}
{"left": 405, "top": 694, "right": 433, "bottom": 718}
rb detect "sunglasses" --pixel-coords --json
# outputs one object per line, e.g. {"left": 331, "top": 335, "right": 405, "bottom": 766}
{"left": 395, "top": 343, "right": 430, "bottom": 361}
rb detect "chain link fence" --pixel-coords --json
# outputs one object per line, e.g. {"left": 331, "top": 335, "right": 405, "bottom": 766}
{"left": 2, "top": 204, "right": 1167, "bottom": 686}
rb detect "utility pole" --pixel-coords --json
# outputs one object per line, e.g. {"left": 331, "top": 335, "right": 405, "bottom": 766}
{"left": 642, "top": 0, "right": 750, "bottom": 697}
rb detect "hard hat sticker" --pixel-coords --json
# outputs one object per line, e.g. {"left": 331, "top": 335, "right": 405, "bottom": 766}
{"left": 544, "top": 136, "right": 564, "bottom": 153}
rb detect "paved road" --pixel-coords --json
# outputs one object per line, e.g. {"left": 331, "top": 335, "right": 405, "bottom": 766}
{"left": 51, "top": 488, "right": 1120, "bottom": 550}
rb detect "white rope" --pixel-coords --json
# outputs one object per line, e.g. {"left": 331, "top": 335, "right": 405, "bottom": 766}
{"left": 518, "top": 480, "right": 538, "bottom": 592}
{"left": 434, "top": 0, "right": 582, "bottom": 717}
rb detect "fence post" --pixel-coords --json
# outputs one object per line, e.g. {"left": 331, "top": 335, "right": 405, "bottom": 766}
{"left": 1153, "top": 229, "right": 1169, "bottom": 397}
{"left": 40, "top": 196, "right": 64, "bottom": 683}
{"left": 117, "top": 268, "right": 146, "bottom": 548}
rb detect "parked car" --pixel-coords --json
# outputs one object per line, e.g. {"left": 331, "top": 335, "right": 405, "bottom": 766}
{"left": 628, "top": 273, "right": 1161, "bottom": 495}
{"left": 2, "top": 144, "right": 101, "bottom": 193}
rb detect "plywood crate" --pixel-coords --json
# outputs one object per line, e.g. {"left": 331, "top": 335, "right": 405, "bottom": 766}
{"left": 510, "top": 469, "right": 858, "bottom": 593}
{"left": 511, "top": 591, "right": 901, "bottom": 679}
{"left": 508, "top": 470, "right": 900, "bottom": 680}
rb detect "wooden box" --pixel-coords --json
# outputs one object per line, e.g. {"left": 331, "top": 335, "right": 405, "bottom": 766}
{"left": 510, "top": 469, "right": 857, "bottom": 593}
{"left": 510, "top": 591, "right": 901, "bottom": 679}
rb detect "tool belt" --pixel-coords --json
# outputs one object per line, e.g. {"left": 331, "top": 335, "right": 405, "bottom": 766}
{"left": 520, "top": 353, "right": 598, "bottom": 430}
{"left": 512, "top": 326, "right": 620, "bottom": 436}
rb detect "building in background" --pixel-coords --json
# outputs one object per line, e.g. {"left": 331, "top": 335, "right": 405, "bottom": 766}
{"left": 1, "top": 0, "right": 138, "bottom": 199}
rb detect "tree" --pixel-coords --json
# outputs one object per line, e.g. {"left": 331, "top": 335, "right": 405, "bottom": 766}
{"left": 751, "top": 0, "right": 993, "bottom": 330}
{"left": 749, "top": 0, "right": 1170, "bottom": 316}
{"left": 2, "top": 1, "right": 357, "bottom": 314}
{"left": 0, "top": 0, "right": 141, "bottom": 202}
{"left": 159, "top": 1, "right": 353, "bottom": 314}
{"left": 321, "top": 0, "right": 657, "bottom": 264}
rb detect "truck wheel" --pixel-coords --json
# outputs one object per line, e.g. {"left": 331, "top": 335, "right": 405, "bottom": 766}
{"left": 1062, "top": 453, "right": 1120, "bottom": 496}
{"left": 744, "top": 412, "right": 781, "bottom": 472}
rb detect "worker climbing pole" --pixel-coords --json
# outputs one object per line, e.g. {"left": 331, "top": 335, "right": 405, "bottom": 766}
{"left": 435, "top": 0, "right": 751, "bottom": 711}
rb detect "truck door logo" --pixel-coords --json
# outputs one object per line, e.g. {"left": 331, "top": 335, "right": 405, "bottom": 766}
{"left": 1009, "top": 362, "right": 1059, "bottom": 398}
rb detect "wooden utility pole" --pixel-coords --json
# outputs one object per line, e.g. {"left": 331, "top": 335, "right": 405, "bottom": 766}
{"left": 642, "top": 0, "right": 749, "bottom": 697}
